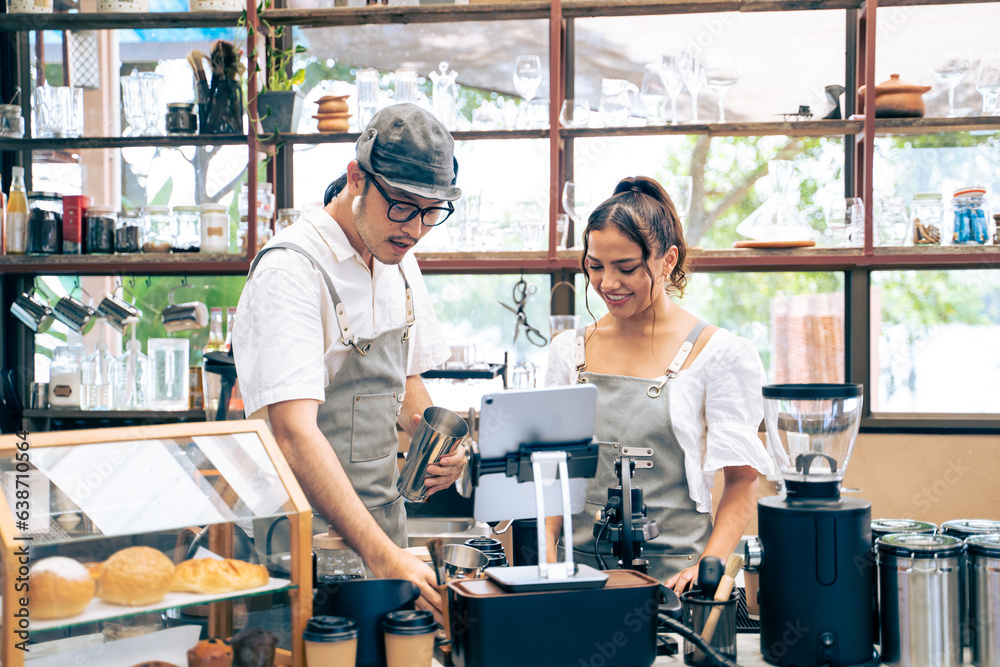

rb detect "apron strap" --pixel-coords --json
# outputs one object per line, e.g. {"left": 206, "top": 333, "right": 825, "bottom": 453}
{"left": 248, "top": 242, "right": 357, "bottom": 347}
{"left": 573, "top": 325, "right": 588, "bottom": 379}
{"left": 665, "top": 320, "right": 709, "bottom": 375}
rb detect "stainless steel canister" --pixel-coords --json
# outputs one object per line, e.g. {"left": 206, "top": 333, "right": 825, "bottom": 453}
{"left": 397, "top": 406, "right": 468, "bottom": 502}
{"left": 942, "top": 519, "right": 1000, "bottom": 646}
{"left": 870, "top": 520, "right": 938, "bottom": 642}
{"left": 877, "top": 533, "right": 964, "bottom": 667}
{"left": 967, "top": 534, "right": 1000, "bottom": 667}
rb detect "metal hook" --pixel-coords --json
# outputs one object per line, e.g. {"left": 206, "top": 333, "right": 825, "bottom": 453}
{"left": 128, "top": 275, "right": 136, "bottom": 289}
{"left": 181, "top": 274, "right": 189, "bottom": 287}
{"left": 146, "top": 274, "right": 152, "bottom": 287}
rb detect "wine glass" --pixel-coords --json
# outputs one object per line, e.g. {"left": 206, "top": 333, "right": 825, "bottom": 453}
{"left": 705, "top": 56, "right": 740, "bottom": 123}
{"left": 639, "top": 63, "right": 667, "bottom": 125}
{"left": 679, "top": 46, "right": 705, "bottom": 123}
{"left": 562, "top": 181, "right": 594, "bottom": 231}
{"left": 975, "top": 53, "right": 1000, "bottom": 116}
{"left": 513, "top": 55, "right": 543, "bottom": 103}
{"left": 932, "top": 50, "right": 971, "bottom": 118}
{"left": 665, "top": 175, "right": 693, "bottom": 223}
{"left": 661, "top": 52, "right": 685, "bottom": 125}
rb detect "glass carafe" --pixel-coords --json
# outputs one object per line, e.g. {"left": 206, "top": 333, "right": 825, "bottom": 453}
{"left": 429, "top": 61, "right": 459, "bottom": 131}
{"left": 736, "top": 160, "right": 815, "bottom": 242}
{"left": 147, "top": 338, "right": 190, "bottom": 410}
{"left": 113, "top": 332, "right": 147, "bottom": 410}
{"left": 599, "top": 78, "right": 638, "bottom": 127}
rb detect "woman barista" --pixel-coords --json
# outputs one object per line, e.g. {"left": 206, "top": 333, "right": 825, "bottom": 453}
{"left": 544, "top": 176, "right": 771, "bottom": 592}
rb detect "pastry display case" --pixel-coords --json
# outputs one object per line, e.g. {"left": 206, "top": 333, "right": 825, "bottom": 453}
{"left": 0, "top": 420, "right": 312, "bottom": 667}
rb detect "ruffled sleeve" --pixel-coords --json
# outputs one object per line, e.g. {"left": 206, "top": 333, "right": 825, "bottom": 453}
{"left": 543, "top": 330, "right": 578, "bottom": 388}
{"left": 700, "top": 334, "right": 773, "bottom": 479}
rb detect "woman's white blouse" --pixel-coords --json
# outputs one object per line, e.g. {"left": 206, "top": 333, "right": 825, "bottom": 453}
{"left": 544, "top": 327, "right": 773, "bottom": 513}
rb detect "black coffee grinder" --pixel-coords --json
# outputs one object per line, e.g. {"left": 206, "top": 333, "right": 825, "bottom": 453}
{"left": 745, "top": 384, "right": 876, "bottom": 667}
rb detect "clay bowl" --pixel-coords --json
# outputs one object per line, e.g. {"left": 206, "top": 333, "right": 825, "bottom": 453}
{"left": 858, "top": 73, "right": 931, "bottom": 118}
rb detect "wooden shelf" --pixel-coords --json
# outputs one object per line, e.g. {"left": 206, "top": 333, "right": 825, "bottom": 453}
{"left": 0, "top": 134, "right": 246, "bottom": 151}
{"left": 261, "top": 2, "right": 550, "bottom": 27}
{"left": 275, "top": 128, "right": 549, "bottom": 145}
{"left": 0, "top": 10, "right": 242, "bottom": 32}
{"left": 873, "top": 116, "right": 1000, "bottom": 135}
{"left": 0, "top": 253, "right": 251, "bottom": 275}
{"left": 562, "top": 119, "right": 864, "bottom": 139}
{"left": 561, "top": 0, "right": 859, "bottom": 19}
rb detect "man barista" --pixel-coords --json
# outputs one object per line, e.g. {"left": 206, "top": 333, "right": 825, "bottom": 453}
{"left": 234, "top": 104, "right": 465, "bottom": 617}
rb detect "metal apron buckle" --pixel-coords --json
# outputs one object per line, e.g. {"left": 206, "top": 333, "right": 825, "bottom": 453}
{"left": 350, "top": 339, "right": 371, "bottom": 356}
{"left": 646, "top": 373, "right": 676, "bottom": 398}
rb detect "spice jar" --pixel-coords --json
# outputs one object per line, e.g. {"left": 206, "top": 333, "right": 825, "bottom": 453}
{"left": 199, "top": 203, "right": 229, "bottom": 253}
{"left": 165, "top": 102, "right": 198, "bottom": 135}
{"left": 0, "top": 104, "right": 25, "bottom": 138}
{"left": 275, "top": 208, "right": 299, "bottom": 233}
{"left": 26, "top": 191, "right": 63, "bottom": 255}
{"left": 172, "top": 205, "right": 201, "bottom": 252}
{"left": 116, "top": 210, "right": 143, "bottom": 253}
{"left": 911, "top": 193, "right": 942, "bottom": 245}
{"left": 142, "top": 205, "right": 175, "bottom": 252}
{"left": 951, "top": 187, "right": 989, "bottom": 245}
{"left": 84, "top": 206, "right": 117, "bottom": 254}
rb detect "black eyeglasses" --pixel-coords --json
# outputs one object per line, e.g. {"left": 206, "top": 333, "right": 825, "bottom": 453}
{"left": 362, "top": 170, "right": 455, "bottom": 227}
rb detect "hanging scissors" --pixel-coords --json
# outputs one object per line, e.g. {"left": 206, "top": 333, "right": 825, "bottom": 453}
{"left": 498, "top": 276, "right": 548, "bottom": 347}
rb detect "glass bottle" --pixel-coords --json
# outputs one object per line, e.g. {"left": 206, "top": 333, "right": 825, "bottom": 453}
{"left": 313, "top": 528, "right": 365, "bottom": 584}
{"left": 112, "top": 329, "right": 147, "bottom": 410}
{"left": 49, "top": 345, "right": 82, "bottom": 408}
{"left": 5, "top": 167, "right": 27, "bottom": 255}
{"left": 205, "top": 307, "right": 225, "bottom": 353}
{"left": 81, "top": 341, "right": 114, "bottom": 411}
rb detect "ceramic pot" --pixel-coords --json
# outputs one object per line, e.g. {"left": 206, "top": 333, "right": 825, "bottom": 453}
{"left": 858, "top": 74, "right": 931, "bottom": 118}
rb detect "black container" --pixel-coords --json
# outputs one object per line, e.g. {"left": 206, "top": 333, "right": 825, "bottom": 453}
{"left": 84, "top": 207, "right": 116, "bottom": 254}
{"left": 465, "top": 536, "right": 508, "bottom": 568}
{"left": 448, "top": 569, "right": 658, "bottom": 667}
{"left": 166, "top": 102, "right": 198, "bottom": 134}
{"left": 757, "top": 495, "right": 874, "bottom": 667}
{"left": 26, "top": 208, "right": 62, "bottom": 255}
{"left": 312, "top": 578, "right": 419, "bottom": 667}
{"left": 511, "top": 518, "right": 540, "bottom": 566}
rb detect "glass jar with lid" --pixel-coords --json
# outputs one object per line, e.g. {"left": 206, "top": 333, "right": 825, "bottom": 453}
{"left": 172, "top": 205, "right": 201, "bottom": 252}
{"left": 275, "top": 208, "right": 299, "bottom": 233}
{"left": 142, "top": 205, "right": 175, "bottom": 252}
{"left": 951, "top": 187, "right": 990, "bottom": 245}
{"left": 313, "top": 527, "right": 365, "bottom": 583}
{"left": 26, "top": 191, "right": 63, "bottom": 255}
{"left": 116, "top": 209, "right": 143, "bottom": 253}
{"left": 911, "top": 193, "right": 943, "bottom": 245}
{"left": 0, "top": 104, "right": 25, "bottom": 138}
{"left": 84, "top": 206, "right": 117, "bottom": 254}
{"left": 875, "top": 196, "right": 911, "bottom": 247}
{"left": 199, "top": 203, "right": 230, "bottom": 253}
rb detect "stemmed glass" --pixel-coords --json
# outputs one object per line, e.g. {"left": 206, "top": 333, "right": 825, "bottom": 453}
{"left": 665, "top": 175, "right": 693, "bottom": 224}
{"left": 705, "top": 57, "right": 740, "bottom": 123}
{"left": 513, "top": 55, "right": 543, "bottom": 103}
{"left": 679, "top": 47, "right": 705, "bottom": 123}
{"left": 562, "top": 181, "right": 594, "bottom": 233}
{"left": 639, "top": 63, "right": 667, "bottom": 125}
{"left": 975, "top": 53, "right": 1000, "bottom": 116}
{"left": 661, "top": 52, "right": 685, "bottom": 125}
{"left": 932, "top": 50, "right": 971, "bottom": 118}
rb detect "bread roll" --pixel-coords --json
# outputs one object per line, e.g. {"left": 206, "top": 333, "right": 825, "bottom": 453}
{"left": 99, "top": 546, "right": 175, "bottom": 606}
{"left": 187, "top": 637, "right": 233, "bottom": 667}
{"left": 171, "top": 558, "right": 269, "bottom": 595}
{"left": 30, "top": 557, "right": 95, "bottom": 619}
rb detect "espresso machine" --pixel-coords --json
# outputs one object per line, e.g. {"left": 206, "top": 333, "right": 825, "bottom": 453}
{"left": 745, "top": 384, "right": 877, "bottom": 667}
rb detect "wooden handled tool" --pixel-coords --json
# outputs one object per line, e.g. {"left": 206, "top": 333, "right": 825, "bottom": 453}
{"left": 700, "top": 553, "right": 744, "bottom": 644}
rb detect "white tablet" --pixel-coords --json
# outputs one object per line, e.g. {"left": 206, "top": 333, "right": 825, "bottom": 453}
{"left": 473, "top": 384, "right": 598, "bottom": 523}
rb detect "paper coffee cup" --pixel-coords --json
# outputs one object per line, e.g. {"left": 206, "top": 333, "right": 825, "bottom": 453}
{"left": 303, "top": 616, "right": 358, "bottom": 667}
{"left": 383, "top": 610, "right": 436, "bottom": 667}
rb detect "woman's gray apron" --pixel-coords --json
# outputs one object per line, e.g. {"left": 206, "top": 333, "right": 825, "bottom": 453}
{"left": 560, "top": 321, "right": 714, "bottom": 582}
{"left": 247, "top": 242, "right": 414, "bottom": 549}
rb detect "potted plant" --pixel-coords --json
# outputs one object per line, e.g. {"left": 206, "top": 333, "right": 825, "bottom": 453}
{"left": 255, "top": 38, "right": 307, "bottom": 135}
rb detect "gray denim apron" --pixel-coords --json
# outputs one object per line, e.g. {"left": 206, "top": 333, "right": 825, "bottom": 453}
{"left": 248, "top": 242, "right": 414, "bottom": 548}
{"left": 561, "top": 321, "right": 714, "bottom": 583}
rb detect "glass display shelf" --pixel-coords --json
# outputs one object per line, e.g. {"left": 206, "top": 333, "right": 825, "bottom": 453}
{"left": 27, "top": 578, "right": 295, "bottom": 633}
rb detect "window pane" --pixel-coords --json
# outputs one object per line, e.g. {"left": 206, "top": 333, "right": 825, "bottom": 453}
{"left": 572, "top": 135, "right": 847, "bottom": 250}
{"left": 872, "top": 269, "right": 1000, "bottom": 414}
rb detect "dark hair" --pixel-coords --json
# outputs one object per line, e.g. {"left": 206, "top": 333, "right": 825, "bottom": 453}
{"left": 323, "top": 170, "right": 371, "bottom": 206}
{"left": 580, "top": 175, "right": 688, "bottom": 297}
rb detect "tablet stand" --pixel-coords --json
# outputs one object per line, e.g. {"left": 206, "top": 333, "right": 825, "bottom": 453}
{"left": 471, "top": 439, "right": 609, "bottom": 592}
